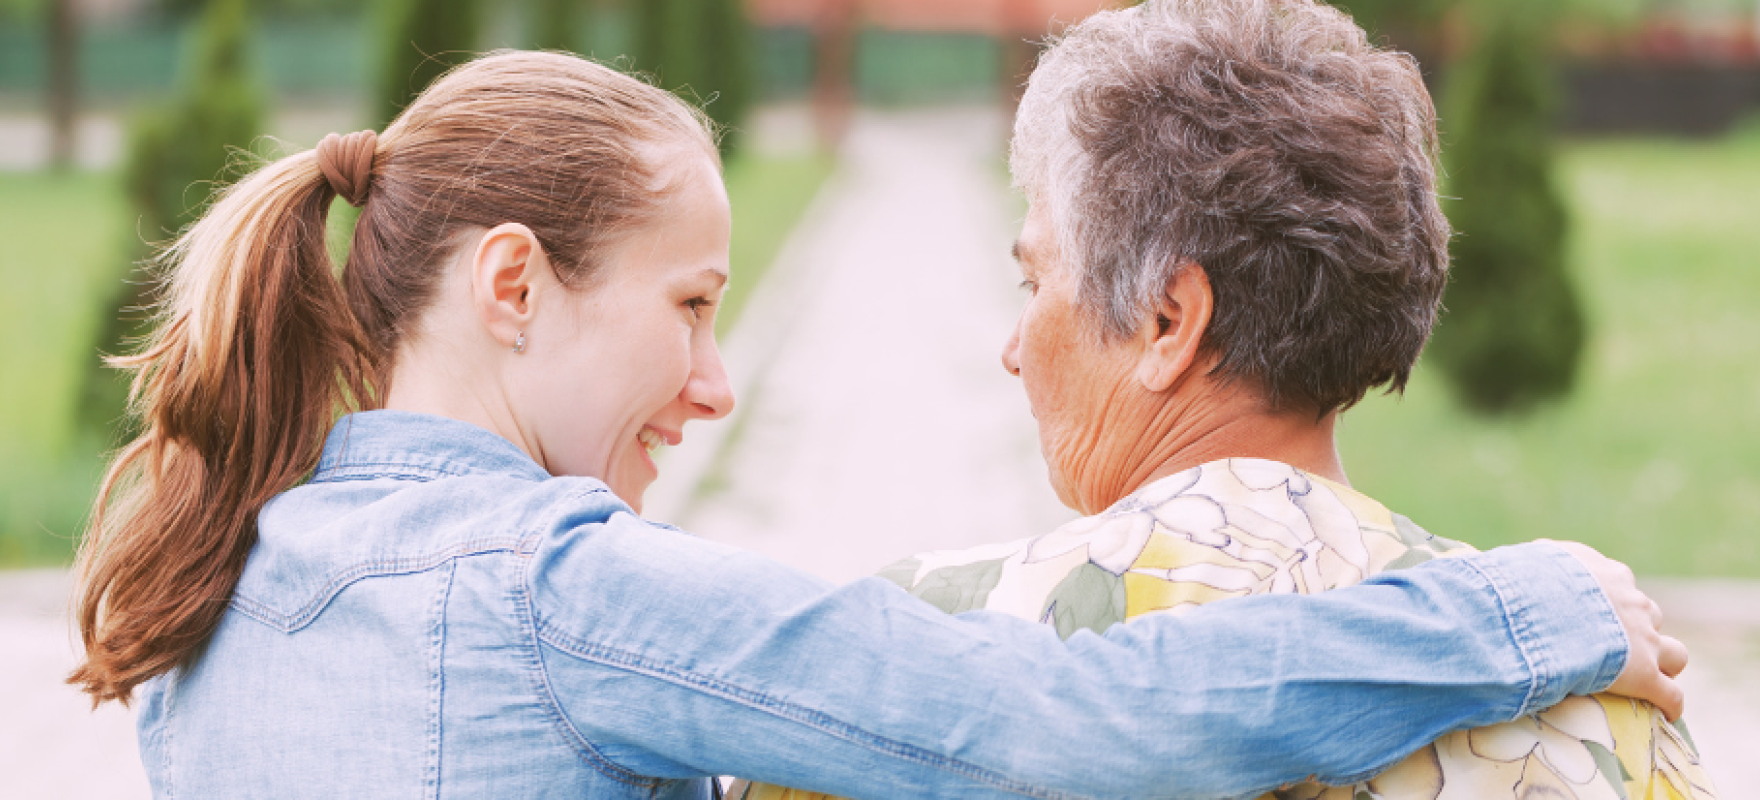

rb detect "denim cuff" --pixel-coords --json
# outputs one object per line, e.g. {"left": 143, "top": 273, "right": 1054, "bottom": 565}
{"left": 1459, "top": 541, "right": 1630, "bottom": 718}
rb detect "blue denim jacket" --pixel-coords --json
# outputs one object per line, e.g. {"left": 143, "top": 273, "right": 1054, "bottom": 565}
{"left": 136, "top": 410, "right": 1627, "bottom": 800}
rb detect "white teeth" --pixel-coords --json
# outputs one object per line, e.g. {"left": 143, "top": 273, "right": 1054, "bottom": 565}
{"left": 638, "top": 428, "right": 665, "bottom": 454}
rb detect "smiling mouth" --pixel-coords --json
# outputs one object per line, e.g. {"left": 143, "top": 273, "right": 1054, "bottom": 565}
{"left": 638, "top": 427, "right": 666, "bottom": 456}
{"left": 639, "top": 425, "right": 686, "bottom": 459}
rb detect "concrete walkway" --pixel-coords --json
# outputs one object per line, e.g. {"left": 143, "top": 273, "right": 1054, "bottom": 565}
{"left": 2, "top": 107, "right": 1755, "bottom": 797}
{"left": 646, "top": 107, "right": 1077, "bottom": 581}
{"left": 0, "top": 569, "right": 148, "bottom": 798}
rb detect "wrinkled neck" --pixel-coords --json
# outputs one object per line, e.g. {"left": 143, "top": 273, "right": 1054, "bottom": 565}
{"left": 1076, "top": 380, "right": 1345, "bottom": 514}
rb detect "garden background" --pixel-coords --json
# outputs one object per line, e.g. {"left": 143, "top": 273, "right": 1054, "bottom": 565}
{"left": 5, "top": 0, "right": 1755, "bottom": 575}
{"left": 0, "top": 0, "right": 1757, "bottom": 795}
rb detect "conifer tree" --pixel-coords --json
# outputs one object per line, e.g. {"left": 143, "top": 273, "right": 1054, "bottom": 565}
{"left": 1429, "top": 3, "right": 1585, "bottom": 414}
{"left": 377, "top": 0, "right": 480, "bottom": 125}
{"left": 531, "top": 0, "right": 580, "bottom": 53}
{"left": 123, "top": 0, "right": 262, "bottom": 241}
{"left": 636, "top": 0, "right": 755, "bottom": 155}
{"left": 90, "top": 0, "right": 265, "bottom": 424}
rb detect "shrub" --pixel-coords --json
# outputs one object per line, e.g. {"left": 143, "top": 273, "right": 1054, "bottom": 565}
{"left": 376, "top": 0, "right": 480, "bottom": 125}
{"left": 530, "top": 0, "right": 580, "bottom": 53}
{"left": 88, "top": 0, "right": 265, "bottom": 426}
{"left": 1428, "top": 4, "right": 1586, "bottom": 415}
{"left": 635, "top": 0, "right": 755, "bottom": 155}
{"left": 123, "top": 0, "right": 262, "bottom": 242}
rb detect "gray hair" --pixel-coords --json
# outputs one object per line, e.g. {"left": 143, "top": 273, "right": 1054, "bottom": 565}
{"left": 1011, "top": 0, "right": 1450, "bottom": 413}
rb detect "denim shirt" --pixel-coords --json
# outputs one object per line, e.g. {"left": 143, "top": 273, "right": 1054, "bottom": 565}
{"left": 135, "top": 410, "right": 1628, "bottom": 800}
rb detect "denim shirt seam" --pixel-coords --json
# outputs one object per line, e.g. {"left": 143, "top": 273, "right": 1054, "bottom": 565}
{"left": 228, "top": 538, "right": 526, "bottom": 632}
{"left": 163, "top": 667, "right": 178, "bottom": 800}
{"left": 513, "top": 557, "right": 666, "bottom": 789}
{"left": 308, "top": 464, "right": 457, "bottom": 484}
{"left": 424, "top": 559, "right": 456, "bottom": 800}
{"left": 1456, "top": 553, "right": 1546, "bottom": 719}
{"left": 531, "top": 620, "right": 1083, "bottom": 800}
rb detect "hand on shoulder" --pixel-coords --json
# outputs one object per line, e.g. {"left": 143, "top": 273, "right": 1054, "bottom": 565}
{"left": 1545, "top": 539, "right": 1689, "bottom": 720}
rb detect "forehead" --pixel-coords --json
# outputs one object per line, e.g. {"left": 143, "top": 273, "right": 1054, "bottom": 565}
{"left": 1014, "top": 202, "right": 1058, "bottom": 269}
{"left": 593, "top": 155, "right": 729, "bottom": 284}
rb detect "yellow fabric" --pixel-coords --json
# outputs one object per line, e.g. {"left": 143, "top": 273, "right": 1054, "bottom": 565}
{"left": 736, "top": 459, "right": 1718, "bottom": 800}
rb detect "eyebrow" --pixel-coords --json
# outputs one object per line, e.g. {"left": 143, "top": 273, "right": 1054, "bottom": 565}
{"left": 1010, "top": 240, "right": 1023, "bottom": 262}
{"left": 702, "top": 268, "right": 729, "bottom": 288}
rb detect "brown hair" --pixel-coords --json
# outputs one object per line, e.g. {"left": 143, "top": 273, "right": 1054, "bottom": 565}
{"left": 70, "top": 51, "right": 717, "bottom": 704}
{"left": 1012, "top": 0, "right": 1449, "bottom": 414}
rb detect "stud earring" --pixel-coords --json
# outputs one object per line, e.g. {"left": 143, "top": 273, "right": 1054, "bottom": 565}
{"left": 512, "top": 331, "right": 526, "bottom": 353}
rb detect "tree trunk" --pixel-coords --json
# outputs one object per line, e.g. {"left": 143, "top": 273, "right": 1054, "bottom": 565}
{"left": 811, "top": 0, "right": 856, "bottom": 155}
{"left": 46, "top": 0, "right": 77, "bottom": 170}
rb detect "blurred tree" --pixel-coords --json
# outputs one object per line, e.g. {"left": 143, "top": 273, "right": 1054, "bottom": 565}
{"left": 46, "top": 0, "right": 76, "bottom": 170}
{"left": 1428, "top": 1, "right": 1586, "bottom": 415}
{"left": 377, "top": 0, "right": 481, "bottom": 126}
{"left": 1331, "top": 0, "right": 1448, "bottom": 38}
{"left": 635, "top": 0, "right": 755, "bottom": 155}
{"left": 530, "top": 0, "right": 581, "bottom": 52}
{"left": 153, "top": 0, "right": 362, "bottom": 18}
{"left": 86, "top": 0, "right": 265, "bottom": 426}
{"left": 122, "top": 0, "right": 263, "bottom": 252}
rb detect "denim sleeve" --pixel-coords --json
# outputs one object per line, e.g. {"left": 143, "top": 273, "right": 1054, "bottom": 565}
{"left": 525, "top": 513, "right": 1626, "bottom": 800}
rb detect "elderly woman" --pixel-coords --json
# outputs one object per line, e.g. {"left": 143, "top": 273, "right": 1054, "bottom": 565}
{"left": 739, "top": 1, "right": 1715, "bottom": 798}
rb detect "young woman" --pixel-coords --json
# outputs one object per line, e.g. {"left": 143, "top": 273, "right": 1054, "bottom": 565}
{"left": 71, "top": 51, "right": 1673, "bottom": 799}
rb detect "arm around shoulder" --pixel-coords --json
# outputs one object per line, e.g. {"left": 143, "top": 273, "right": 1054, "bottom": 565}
{"left": 521, "top": 513, "right": 1629, "bottom": 799}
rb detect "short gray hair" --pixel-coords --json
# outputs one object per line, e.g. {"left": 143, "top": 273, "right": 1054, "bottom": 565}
{"left": 1011, "top": 0, "right": 1450, "bottom": 414}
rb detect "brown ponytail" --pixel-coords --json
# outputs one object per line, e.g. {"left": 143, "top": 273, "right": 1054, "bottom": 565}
{"left": 69, "top": 149, "right": 378, "bottom": 703}
{"left": 70, "top": 50, "right": 717, "bottom": 704}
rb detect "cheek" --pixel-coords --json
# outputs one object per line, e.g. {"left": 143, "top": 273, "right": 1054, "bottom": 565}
{"left": 614, "top": 318, "right": 697, "bottom": 420}
{"left": 1019, "top": 307, "right": 1077, "bottom": 407}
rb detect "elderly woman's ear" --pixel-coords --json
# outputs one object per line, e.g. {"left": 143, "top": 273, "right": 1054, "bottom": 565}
{"left": 1133, "top": 263, "right": 1214, "bottom": 394}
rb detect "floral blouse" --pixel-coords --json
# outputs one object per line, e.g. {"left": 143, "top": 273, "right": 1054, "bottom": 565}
{"left": 736, "top": 458, "right": 1717, "bottom": 800}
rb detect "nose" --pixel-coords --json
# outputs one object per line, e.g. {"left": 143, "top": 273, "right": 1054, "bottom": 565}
{"left": 1001, "top": 318, "right": 1022, "bottom": 377}
{"left": 685, "top": 339, "right": 736, "bottom": 421}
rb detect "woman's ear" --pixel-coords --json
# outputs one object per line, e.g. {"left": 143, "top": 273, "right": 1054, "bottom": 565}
{"left": 1135, "top": 263, "right": 1214, "bottom": 393}
{"left": 468, "top": 223, "right": 548, "bottom": 351}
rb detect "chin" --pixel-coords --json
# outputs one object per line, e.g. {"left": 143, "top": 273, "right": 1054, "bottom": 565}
{"left": 609, "top": 477, "right": 651, "bottom": 515}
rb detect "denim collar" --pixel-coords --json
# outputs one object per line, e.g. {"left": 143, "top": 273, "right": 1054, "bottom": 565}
{"left": 311, "top": 410, "right": 552, "bottom": 484}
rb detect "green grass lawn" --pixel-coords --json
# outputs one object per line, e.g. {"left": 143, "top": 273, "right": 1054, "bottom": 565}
{"left": 1339, "top": 133, "right": 1760, "bottom": 576}
{"left": 0, "top": 151, "right": 831, "bottom": 567}
{"left": 0, "top": 171, "right": 127, "bottom": 565}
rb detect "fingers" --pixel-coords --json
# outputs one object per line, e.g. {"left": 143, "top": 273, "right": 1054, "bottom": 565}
{"left": 1659, "top": 634, "right": 1689, "bottom": 679}
{"left": 1549, "top": 540, "right": 1692, "bottom": 718}
{"left": 1651, "top": 675, "right": 1686, "bottom": 722}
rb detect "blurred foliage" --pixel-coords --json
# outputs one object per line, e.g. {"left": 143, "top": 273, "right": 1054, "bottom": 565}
{"left": 1336, "top": 0, "right": 1754, "bottom": 30}
{"left": 1331, "top": 0, "right": 1449, "bottom": 36}
{"left": 0, "top": 0, "right": 363, "bottom": 22}
{"left": 1428, "top": 1, "right": 1585, "bottom": 414}
{"left": 0, "top": 172, "right": 126, "bottom": 565}
{"left": 635, "top": 0, "right": 755, "bottom": 155}
{"left": 145, "top": 0, "right": 363, "bottom": 20}
{"left": 1344, "top": 135, "right": 1760, "bottom": 576}
{"left": 376, "top": 0, "right": 480, "bottom": 126}
{"left": 89, "top": 0, "right": 264, "bottom": 424}
{"left": 121, "top": 0, "right": 262, "bottom": 264}
{"left": 530, "top": 0, "right": 582, "bottom": 52}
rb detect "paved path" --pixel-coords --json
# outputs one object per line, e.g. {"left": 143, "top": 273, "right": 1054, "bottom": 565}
{"left": 646, "top": 107, "right": 1077, "bottom": 582}
{"left": 0, "top": 569, "right": 148, "bottom": 798}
